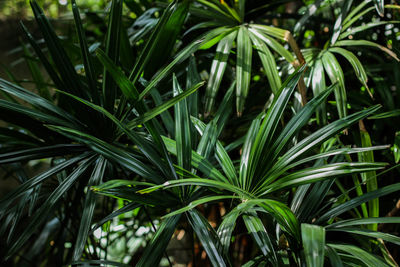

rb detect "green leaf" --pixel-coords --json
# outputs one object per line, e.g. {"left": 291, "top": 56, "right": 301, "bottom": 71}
{"left": 212, "top": 82, "right": 235, "bottom": 135}
{"left": 150, "top": 89, "right": 175, "bottom": 136}
{"left": 0, "top": 154, "right": 88, "bottom": 214}
{"left": 0, "top": 78, "right": 83, "bottom": 129}
{"left": 71, "top": 0, "right": 99, "bottom": 104}
{"left": 191, "top": 116, "right": 238, "bottom": 186}
{"left": 334, "top": 40, "right": 399, "bottom": 61}
{"left": 138, "top": 178, "right": 252, "bottom": 198}
{"left": 317, "top": 183, "right": 400, "bottom": 223}
{"left": 94, "top": 187, "right": 176, "bottom": 207}
{"left": 326, "top": 217, "right": 400, "bottom": 229}
{"left": 0, "top": 127, "right": 42, "bottom": 147}
{"left": 266, "top": 105, "right": 381, "bottom": 183}
{"left": 71, "top": 260, "right": 131, "bottom": 267}
{"left": 243, "top": 214, "right": 278, "bottom": 264}
{"left": 368, "top": 109, "right": 400, "bottom": 119}
{"left": 249, "top": 31, "right": 281, "bottom": 94}
{"left": 215, "top": 143, "right": 238, "bottom": 186}
{"left": 90, "top": 202, "right": 141, "bottom": 234}
{"left": 328, "top": 244, "right": 390, "bottom": 267}
{"left": 242, "top": 256, "right": 267, "bottom": 267}
{"left": 264, "top": 162, "right": 385, "bottom": 194}
{"left": 188, "top": 6, "right": 235, "bottom": 26}
{"left": 197, "top": 0, "right": 237, "bottom": 23}
{"left": 186, "top": 56, "right": 201, "bottom": 120}
{"left": 321, "top": 51, "right": 347, "bottom": 118}
{"left": 286, "top": 146, "right": 389, "bottom": 172}
{"left": 330, "top": 0, "right": 353, "bottom": 45}
{"left": 0, "top": 100, "right": 71, "bottom": 130}
{"left": 358, "top": 121, "right": 379, "bottom": 230}
{"left": 29, "top": 0, "right": 85, "bottom": 98}
{"left": 187, "top": 209, "right": 228, "bottom": 266}
{"left": 199, "top": 27, "right": 236, "bottom": 50}
{"left": 343, "top": 1, "right": 372, "bottom": 27}
{"left": 327, "top": 228, "right": 400, "bottom": 245}
{"left": 248, "top": 28, "right": 295, "bottom": 63}
{"left": 128, "top": 81, "right": 204, "bottom": 128}
{"left": 237, "top": 0, "right": 245, "bottom": 21}
{"left": 137, "top": 214, "right": 181, "bottom": 267}
{"left": 20, "top": 42, "right": 50, "bottom": 100}
{"left": 73, "top": 157, "right": 107, "bottom": 261}
{"left": 0, "top": 64, "right": 21, "bottom": 99}
{"left": 239, "top": 113, "right": 262, "bottom": 190}
{"left": 329, "top": 47, "right": 369, "bottom": 94}
{"left": 325, "top": 245, "right": 344, "bottom": 267}
{"left": 56, "top": 90, "right": 171, "bottom": 178}
{"left": 244, "top": 199, "right": 300, "bottom": 241}
{"left": 144, "top": 0, "right": 190, "bottom": 78}
{"left": 128, "top": 1, "right": 174, "bottom": 83}
{"left": 236, "top": 26, "right": 253, "bottom": 116}
{"left": 6, "top": 155, "right": 96, "bottom": 258}
{"left": 96, "top": 48, "right": 139, "bottom": 101}
{"left": 137, "top": 27, "right": 228, "bottom": 100}
{"left": 217, "top": 208, "right": 242, "bottom": 254}
{"left": 373, "top": 0, "right": 385, "bottom": 16}
{"left": 250, "top": 24, "right": 290, "bottom": 41}
{"left": 102, "top": 0, "right": 123, "bottom": 112}
{"left": 220, "top": 1, "right": 241, "bottom": 22}
{"left": 48, "top": 125, "right": 162, "bottom": 182}
{"left": 20, "top": 22, "right": 66, "bottom": 93}
{"left": 163, "top": 195, "right": 239, "bottom": 219}
{"left": 57, "top": 84, "right": 200, "bottom": 181}
{"left": 302, "top": 224, "right": 326, "bottom": 267}
{"left": 173, "top": 74, "right": 192, "bottom": 178}
{"left": 196, "top": 121, "right": 218, "bottom": 160}
{"left": 205, "top": 30, "right": 237, "bottom": 113}
{"left": 93, "top": 179, "right": 156, "bottom": 191}
{"left": 0, "top": 144, "right": 86, "bottom": 164}
{"left": 395, "top": 132, "right": 400, "bottom": 164}
{"left": 339, "top": 21, "right": 399, "bottom": 40}
{"left": 119, "top": 21, "right": 135, "bottom": 71}
{"left": 162, "top": 135, "right": 230, "bottom": 183}
{"left": 310, "top": 59, "right": 327, "bottom": 125}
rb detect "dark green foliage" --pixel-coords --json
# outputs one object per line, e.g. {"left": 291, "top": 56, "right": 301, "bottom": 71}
{"left": 0, "top": 0, "right": 400, "bottom": 266}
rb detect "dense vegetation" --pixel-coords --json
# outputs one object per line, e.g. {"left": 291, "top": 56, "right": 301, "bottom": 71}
{"left": 0, "top": 0, "right": 400, "bottom": 266}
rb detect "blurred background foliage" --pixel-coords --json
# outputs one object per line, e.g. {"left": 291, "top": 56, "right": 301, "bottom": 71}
{"left": 0, "top": 0, "right": 108, "bottom": 19}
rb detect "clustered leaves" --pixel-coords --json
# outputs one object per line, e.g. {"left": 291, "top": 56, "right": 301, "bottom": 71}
{"left": 0, "top": 0, "right": 400, "bottom": 266}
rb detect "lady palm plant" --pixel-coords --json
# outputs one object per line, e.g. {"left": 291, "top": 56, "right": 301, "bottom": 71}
{"left": 303, "top": 0, "right": 400, "bottom": 124}
{"left": 187, "top": 0, "right": 307, "bottom": 115}
{"left": 1, "top": 0, "right": 400, "bottom": 266}
{"left": 0, "top": 0, "right": 201, "bottom": 264}
{"left": 96, "top": 66, "right": 396, "bottom": 266}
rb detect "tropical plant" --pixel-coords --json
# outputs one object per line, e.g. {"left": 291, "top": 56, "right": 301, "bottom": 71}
{"left": 1, "top": 0, "right": 400, "bottom": 266}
